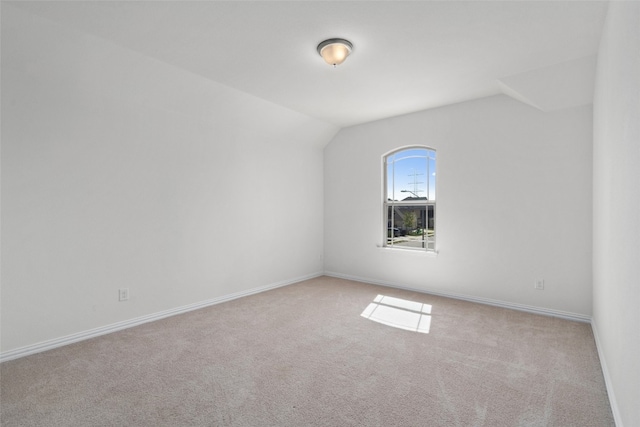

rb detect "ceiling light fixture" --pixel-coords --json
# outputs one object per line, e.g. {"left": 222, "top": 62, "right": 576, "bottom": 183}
{"left": 317, "top": 38, "right": 353, "bottom": 67}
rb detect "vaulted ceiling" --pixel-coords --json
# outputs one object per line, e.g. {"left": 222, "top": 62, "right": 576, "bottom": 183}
{"left": 10, "top": 1, "right": 608, "bottom": 127}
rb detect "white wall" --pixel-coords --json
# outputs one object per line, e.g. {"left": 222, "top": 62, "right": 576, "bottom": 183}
{"left": 325, "top": 95, "right": 593, "bottom": 317}
{"left": 592, "top": 2, "right": 640, "bottom": 426}
{"left": 1, "top": 5, "right": 337, "bottom": 354}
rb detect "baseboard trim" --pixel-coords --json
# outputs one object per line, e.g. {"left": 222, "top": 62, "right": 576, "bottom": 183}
{"left": 323, "top": 271, "right": 592, "bottom": 323}
{"left": 0, "top": 272, "right": 322, "bottom": 363}
{"left": 591, "top": 319, "right": 623, "bottom": 427}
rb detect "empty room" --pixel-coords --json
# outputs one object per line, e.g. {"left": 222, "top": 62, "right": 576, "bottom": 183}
{"left": 1, "top": 1, "right": 638, "bottom": 426}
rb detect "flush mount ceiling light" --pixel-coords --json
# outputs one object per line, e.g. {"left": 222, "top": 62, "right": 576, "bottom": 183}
{"left": 317, "top": 38, "right": 353, "bottom": 67}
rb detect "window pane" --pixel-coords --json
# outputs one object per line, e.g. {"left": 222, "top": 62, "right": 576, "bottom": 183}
{"left": 387, "top": 205, "right": 434, "bottom": 249}
{"left": 426, "top": 204, "right": 435, "bottom": 251}
{"left": 428, "top": 151, "right": 436, "bottom": 201}
{"left": 386, "top": 148, "right": 435, "bottom": 201}
{"left": 386, "top": 154, "right": 396, "bottom": 201}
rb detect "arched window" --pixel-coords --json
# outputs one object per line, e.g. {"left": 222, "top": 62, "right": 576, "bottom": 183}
{"left": 384, "top": 147, "right": 436, "bottom": 251}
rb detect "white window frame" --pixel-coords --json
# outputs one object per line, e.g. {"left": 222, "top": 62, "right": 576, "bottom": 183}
{"left": 383, "top": 146, "right": 436, "bottom": 252}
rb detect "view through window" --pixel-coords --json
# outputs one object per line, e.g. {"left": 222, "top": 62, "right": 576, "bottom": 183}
{"left": 384, "top": 147, "right": 436, "bottom": 251}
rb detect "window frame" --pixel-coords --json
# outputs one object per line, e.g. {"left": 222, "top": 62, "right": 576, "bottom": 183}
{"left": 383, "top": 146, "right": 436, "bottom": 252}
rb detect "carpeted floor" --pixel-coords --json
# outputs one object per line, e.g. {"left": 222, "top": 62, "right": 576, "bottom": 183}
{"left": 0, "top": 276, "right": 614, "bottom": 426}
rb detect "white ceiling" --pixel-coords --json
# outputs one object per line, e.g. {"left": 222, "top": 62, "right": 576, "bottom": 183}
{"left": 10, "top": 1, "right": 609, "bottom": 128}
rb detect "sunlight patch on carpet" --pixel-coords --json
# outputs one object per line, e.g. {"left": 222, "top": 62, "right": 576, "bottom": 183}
{"left": 361, "top": 295, "right": 432, "bottom": 333}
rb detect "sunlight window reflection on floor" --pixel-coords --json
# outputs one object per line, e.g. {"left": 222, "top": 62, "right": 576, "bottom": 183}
{"left": 360, "top": 294, "right": 432, "bottom": 333}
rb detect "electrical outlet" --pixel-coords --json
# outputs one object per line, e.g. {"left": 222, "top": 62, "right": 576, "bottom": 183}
{"left": 534, "top": 279, "right": 544, "bottom": 290}
{"left": 119, "top": 288, "right": 129, "bottom": 301}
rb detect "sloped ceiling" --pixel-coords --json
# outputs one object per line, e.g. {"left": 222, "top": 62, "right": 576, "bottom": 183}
{"left": 8, "top": 1, "right": 608, "bottom": 127}
{"left": 498, "top": 55, "right": 598, "bottom": 112}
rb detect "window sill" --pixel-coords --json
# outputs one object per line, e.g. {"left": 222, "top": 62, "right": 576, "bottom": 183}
{"left": 376, "top": 245, "right": 439, "bottom": 257}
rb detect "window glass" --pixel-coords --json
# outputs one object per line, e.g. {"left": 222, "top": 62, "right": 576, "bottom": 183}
{"left": 384, "top": 147, "right": 436, "bottom": 251}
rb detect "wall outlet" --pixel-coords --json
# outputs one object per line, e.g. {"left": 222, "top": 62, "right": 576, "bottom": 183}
{"left": 118, "top": 288, "right": 129, "bottom": 301}
{"left": 534, "top": 279, "right": 544, "bottom": 290}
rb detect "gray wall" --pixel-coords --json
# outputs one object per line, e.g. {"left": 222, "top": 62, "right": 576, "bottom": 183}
{"left": 324, "top": 95, "right": 593, "bottom": 317}
{"left": 593, "top": 2, "right": 640, "bottom": 426}
{"left": 1, "top": 5, "right": 337, "bottom": 353}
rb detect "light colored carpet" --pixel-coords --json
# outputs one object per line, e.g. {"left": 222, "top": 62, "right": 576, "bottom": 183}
{"left": 1, "top": 276, "right": 613, "bottom": 426}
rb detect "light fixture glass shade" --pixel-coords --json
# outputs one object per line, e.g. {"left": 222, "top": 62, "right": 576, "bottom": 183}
{"left": 317, "top": 38, "right": 353, "bottom": 67}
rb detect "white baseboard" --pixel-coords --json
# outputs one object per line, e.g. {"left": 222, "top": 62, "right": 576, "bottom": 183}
{"left": 323, "top": 271, "right": 592, "bottom": 323}
{"left": 0, "top": 272, "right": 323, "bottom": 363}
{"left": 591, "top": 319, "right": 623, "bottom": 427}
